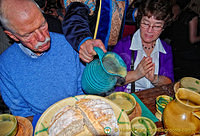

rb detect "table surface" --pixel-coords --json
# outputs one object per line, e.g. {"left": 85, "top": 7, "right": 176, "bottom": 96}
{"left": 134, "top": 83, "right": 175, "bottom": 135}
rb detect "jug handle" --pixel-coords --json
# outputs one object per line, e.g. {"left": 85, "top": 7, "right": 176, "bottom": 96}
{"left": 94, "top": 47, "right": 105, "bottom": 61}
{"left": 192, "top": 111, "right": 200, "bottom": 120}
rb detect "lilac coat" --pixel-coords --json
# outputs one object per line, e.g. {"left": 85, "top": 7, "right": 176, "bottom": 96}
{"left": 112, "top": 35, "right": 174, "bottom": 92}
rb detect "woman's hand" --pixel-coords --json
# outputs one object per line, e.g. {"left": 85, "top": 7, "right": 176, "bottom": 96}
{"left": 145, "top": 63, "right": 155, "bottom": 82}
{"left": 135, "top": 57, "right": 154, "bottom": 79}
{"left": 125, "top": 57, "right": 154, "bottom": 85}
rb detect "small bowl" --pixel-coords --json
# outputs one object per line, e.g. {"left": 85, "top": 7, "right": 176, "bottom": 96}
{"left": 174, "top": 81, "right": 180, "bottom": 93}
{"left": 131, "top": 117, "right": 157, "bottom": 136}
{"left": 0, "top": 114, "right": 18, "bottom": 136}
{"left": 174, "top": 77, "right": 200, "bottom": 93}
{"left": 106, "top": 92, "right": 136, "bottom": 115}
{"left": 156, "top": 95, "right": 173, "bottom": 114}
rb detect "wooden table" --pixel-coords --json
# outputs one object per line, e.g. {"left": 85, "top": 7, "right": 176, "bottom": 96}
{"left": 134, "top": 83, "right": 175, "bottom": 135}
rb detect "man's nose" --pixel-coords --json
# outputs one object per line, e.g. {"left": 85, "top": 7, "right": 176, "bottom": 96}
{"left": 34, "top": 29, "right": 45, "bottom": 41}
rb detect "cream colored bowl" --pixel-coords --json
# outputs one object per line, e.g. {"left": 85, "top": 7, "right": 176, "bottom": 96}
{"left": 131, "top": 117, "right": 157, "bottom": 136}
{"left": 106, "top": 92, "right": 136, "bottom": 115}
{"left": 0, "top": 114, "right": 18, "bottom": 136}
{"left": 174, "top": 77, "right": 200, "bottom": 93}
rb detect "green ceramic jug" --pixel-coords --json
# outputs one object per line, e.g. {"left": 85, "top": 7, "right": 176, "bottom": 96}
{"left": 81, "top": 47, "right": 127, "bottom": 94}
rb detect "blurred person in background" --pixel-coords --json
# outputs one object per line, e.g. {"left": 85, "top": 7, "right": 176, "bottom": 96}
{"left": 162, "top": 0, "right": 200, "bottom": 81}
{"left": 34, "top": 0, "right": 65, "bottom": 34}
{"left": 0, "top": 22, "right": 14, "bottom": 54}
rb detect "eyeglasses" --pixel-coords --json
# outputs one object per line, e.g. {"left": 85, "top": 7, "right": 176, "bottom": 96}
{"left": 15, "top": 21, "right": 48, "bottom": 41}
{"left": 140, "top": 22, "right": 163, "bottom": 31}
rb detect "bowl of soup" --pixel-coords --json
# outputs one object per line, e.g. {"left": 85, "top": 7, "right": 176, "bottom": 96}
{"left": 0, "top": 114, "right": 18, "bottom": 136}
{"left": 106, "top": 92, "right": 136, "bottom": 115}
{"left": 131, "top": 117, "right": 157, "bottom": 136}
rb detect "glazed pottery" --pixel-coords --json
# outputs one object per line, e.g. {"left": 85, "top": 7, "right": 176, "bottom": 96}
{"left": 174, "top": 77, "right": 200, "bottom": 93}
{"left": 155, "top": 95, "right": 173, "bottom": 121}
{"left": 163, "top": 88, "right": 200, "bottom": 136}
{"left": 106, "top": 92, "right": 136, "bottom": 115}
{"left": 0, "top": 114, "right": 18, "bottom": 136}
{"left": 81, "top": 47, "right": 127, "bottom": 94}
{"left": 156, "top": 95, "right": 173, "bottom": 114}
{"left": 131, "top": 117, "right": 157, "bottom": 136}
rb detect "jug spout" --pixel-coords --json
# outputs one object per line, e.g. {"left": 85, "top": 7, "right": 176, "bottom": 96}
{"left": 94, "top": 47, "right": 127, "bottom": 78}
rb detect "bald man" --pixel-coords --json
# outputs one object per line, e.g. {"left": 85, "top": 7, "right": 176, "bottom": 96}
{"left": 0, "top": 0, "right": 85, "bottom": 128}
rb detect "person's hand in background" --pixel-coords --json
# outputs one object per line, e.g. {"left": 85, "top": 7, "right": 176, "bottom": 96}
{"left": 79, "top": 39, "right": 107, "bottom": 63}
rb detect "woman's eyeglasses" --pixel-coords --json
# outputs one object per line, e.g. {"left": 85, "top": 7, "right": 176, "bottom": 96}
{"left": 140, "top": 22, "right": 163, "bottom": 31}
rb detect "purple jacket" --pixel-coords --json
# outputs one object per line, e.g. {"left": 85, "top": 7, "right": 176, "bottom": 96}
{"left": 112, "top": 35, "right": 174, "bottom": 92}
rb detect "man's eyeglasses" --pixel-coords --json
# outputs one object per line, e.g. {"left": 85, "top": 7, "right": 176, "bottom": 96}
{"left": 140, "top": 22, "right": 163, "bottom": 31}
{"left": 15, "top": 21, "right": 48, "bottom": 41}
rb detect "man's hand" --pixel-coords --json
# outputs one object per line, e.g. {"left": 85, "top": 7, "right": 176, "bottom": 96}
{"left": 79, "top": 39, "right": 107, "bottom": 63}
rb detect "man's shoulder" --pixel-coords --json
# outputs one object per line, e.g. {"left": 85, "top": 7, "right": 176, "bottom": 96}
{"left": 50, "top": 32, "right": 65, "bottom": 40}
{"left": 49, "top": 32, "right": 77, "bottom": 55}
{"left": 50, "top": 32, "right": 70, "bottom": 45}
{"left": 0, "top": 43, "right": 18, "bottom": 59}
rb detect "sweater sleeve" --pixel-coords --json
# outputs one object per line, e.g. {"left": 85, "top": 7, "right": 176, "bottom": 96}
{"left": 62, "top": 2, "right": 93, "bottom": 52}
{"left": 0, "top": 65, "right": 35, "bottom": 117}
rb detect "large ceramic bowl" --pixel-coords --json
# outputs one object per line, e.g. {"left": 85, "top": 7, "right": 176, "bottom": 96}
{"left": 106, "top": 92, "right": 136, "bottom": 115}
{"left": 0, "top": 114, "right": 18, "bottom": 136}
{"left": 131, "top": 117, "right": 157, "bottom": 136}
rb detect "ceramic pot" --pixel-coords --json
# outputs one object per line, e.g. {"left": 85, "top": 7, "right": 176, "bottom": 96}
{"left": 81, "top": 47, "right": 127, "bottom": 94}
{"left": 163, "top": 88, "right": 200, "bottom": 136}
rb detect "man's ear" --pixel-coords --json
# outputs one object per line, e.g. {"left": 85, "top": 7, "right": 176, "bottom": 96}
{"left": 4, "top": 30, "right": 20, "bottom": 41}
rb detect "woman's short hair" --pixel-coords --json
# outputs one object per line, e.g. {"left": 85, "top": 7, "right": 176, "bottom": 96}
{"left": 136, "top": 0, "right": 173, "bottom": 28}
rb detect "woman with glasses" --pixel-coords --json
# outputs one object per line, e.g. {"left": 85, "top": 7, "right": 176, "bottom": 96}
{"left": 113, "top": 0, "right": 174, "bottom": 92}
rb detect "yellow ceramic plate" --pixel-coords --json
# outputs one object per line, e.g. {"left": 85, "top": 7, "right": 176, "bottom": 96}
{"left": 34, "top": 95, "right": 131, "bottom": 136}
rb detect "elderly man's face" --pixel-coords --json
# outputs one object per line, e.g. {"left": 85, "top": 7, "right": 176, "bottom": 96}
{"left": 5, "top": 3, "right": 50, "bottom": 54}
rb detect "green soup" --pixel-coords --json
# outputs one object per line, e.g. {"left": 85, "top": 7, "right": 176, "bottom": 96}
{"left": 0, "top": 121, "right": 14, "bottom": 136}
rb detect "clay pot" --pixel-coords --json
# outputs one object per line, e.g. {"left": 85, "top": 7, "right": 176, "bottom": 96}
{"left": 163, "top": 88, "right": 200, "bottom": 136}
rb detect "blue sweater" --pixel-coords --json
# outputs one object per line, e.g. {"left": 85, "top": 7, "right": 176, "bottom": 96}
{"left": 0, "top": 32, "right": 85, "bottom": 117}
